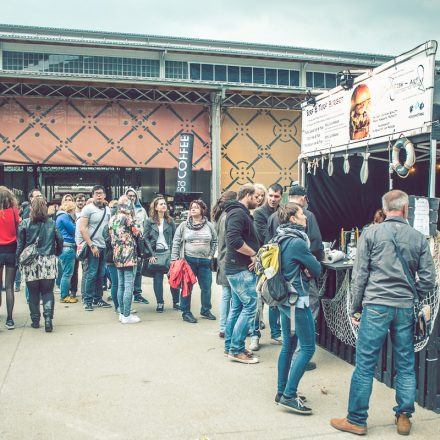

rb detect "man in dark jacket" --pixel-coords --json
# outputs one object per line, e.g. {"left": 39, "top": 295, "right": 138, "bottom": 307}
{"left": 331, "top": 190, "right": 435, "bottom": 436}
{"left": 21, "top": 188, "right": 43, "bottom": 220}
{"left": 250, "top": 183, "right": 283, "bottom": 351}
{"left": 224, "top": 183, "right": 260, "bottom": 364}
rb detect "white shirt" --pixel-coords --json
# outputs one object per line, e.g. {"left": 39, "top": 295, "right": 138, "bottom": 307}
{"left": 156, "top": 219, "right": 168, "bottom": 250}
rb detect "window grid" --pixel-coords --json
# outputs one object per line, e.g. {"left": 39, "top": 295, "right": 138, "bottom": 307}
{"left": 306, "top": 71, "right": 338, "bottom": 88}
{"left": 165, "top": 61, "right": 188, "bottom": 79}
{"left": 3, "top": 51, "right": 159, "bottom": 78}
{"left": 189, "top": 62, "right": 300, "bottom": 87}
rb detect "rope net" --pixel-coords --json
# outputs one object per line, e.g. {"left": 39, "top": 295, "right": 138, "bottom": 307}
{"left": 321, "top": 231, "right": 440, "bottom": 352}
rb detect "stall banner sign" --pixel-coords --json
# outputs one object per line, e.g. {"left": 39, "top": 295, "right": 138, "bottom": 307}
{"left": 302, "top": 41, "right": 437, "bottom": 157}
{"left": 175, "top": 133, "right": 194, "bottom": 193}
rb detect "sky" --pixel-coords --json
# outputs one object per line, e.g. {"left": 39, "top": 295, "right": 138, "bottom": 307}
{"left": 1, "top": 0, "right": 439, "bottom": 57}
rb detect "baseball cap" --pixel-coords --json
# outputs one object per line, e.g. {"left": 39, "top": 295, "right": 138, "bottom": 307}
{"left": 288, "top": 185, "right": 307, "bottom": 196}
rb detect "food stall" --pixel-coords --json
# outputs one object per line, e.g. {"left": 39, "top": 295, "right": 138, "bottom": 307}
{"left": 299, "top": 40, "right": 440, "bottom": 412}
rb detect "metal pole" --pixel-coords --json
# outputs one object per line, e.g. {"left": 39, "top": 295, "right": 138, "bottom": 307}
{"left": 428, "top": 137, "right": 437, "bottom": 198}
{"left": 210, "top": 92, "right": 222, "bottom": 210}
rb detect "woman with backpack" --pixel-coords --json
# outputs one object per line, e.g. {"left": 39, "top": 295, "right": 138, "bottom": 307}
{"left": 16, "top": 197, "right": 64, "bottom": 332}
{"left": 0, "top": 186, "right": 20, "bottom": 330}
{"left": 171, "top": 199, "right": 217, "bottom": 324}
{"left": 212, "top": 191, "right": 237, "bottom": 338}
{"left": 275, "top": 202, "right": 321, "bottom": 415}
{"left": 143, "top": 196, "right": 180, "bottom": 313}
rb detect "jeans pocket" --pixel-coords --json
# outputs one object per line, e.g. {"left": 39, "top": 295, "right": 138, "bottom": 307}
{"left": 367, "top": 305, "right": 388, "bottom": 319}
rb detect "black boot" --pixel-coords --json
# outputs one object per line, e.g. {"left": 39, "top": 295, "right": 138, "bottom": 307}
{"left": 43, "top": 297, "right": 54, "bottom": 333}
{"left": 28, "top": 293, "right": 41, "bottom": 329}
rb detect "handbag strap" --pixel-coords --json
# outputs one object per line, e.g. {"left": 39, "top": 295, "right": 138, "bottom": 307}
{"left": 388, "top": 228, "right": 419, "bottom": 304}
{"left": 89, "top": 208, "right": 107, "bottom": 241}
{"left": 12, "top": 208, "right": 18, "bottom": 233}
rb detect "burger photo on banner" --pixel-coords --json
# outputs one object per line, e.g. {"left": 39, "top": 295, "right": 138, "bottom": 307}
{"left": 349, "top": 84, "right": 371, "bottom": 140}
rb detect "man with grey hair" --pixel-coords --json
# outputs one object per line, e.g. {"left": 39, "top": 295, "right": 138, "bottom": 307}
{"left": 331, "top": 190, "right": 435, "bottom": 436}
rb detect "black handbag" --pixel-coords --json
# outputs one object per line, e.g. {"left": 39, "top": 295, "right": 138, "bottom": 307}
{"left": 76, "top": 209, "right": 107, "bottom": 261}
{"left": 143, "top": 244, "right": 171, "bottom": 274}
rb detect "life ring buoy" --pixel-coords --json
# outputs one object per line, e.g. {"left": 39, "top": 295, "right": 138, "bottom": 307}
{"left": 392, "top": 138, "right": 415, "bottom": 178}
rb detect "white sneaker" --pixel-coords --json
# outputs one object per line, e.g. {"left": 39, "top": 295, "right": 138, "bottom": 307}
{"left": 119, "top": 314, "right": 123, "bottom": 322}
{"left": 121, "top": 314, "right": 141, "bottom": 324}
{"left": 249, "top": 336, "right": 260, "bottom": 351}
{"left": 54, "top": 286, "right": 61, "bottom": 294}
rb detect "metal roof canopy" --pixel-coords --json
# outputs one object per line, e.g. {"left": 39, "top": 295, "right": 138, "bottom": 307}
{"left": 0, "top": 23, "right": 393, "bottom": 67}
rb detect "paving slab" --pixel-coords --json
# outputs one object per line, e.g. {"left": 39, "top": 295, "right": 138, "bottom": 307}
{"left": 0, "top": 278, "right": 439, "bottom": 440}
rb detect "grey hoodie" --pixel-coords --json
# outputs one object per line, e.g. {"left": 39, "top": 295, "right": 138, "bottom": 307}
{"left": 125, "top": 187, "right": 148, "bottom": 231}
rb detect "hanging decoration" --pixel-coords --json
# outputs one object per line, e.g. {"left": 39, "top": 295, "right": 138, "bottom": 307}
{"left": 392, "top": 137, "right": 416, "bottom": 178}
{"left": 360, "top": 148, "right": 370, "bottom": 184}
{"left": 321, "top": 154, "right": 325, "bottom": 169}
{"left": 307, "top": 160, "right": 312, "bottom": 174}
{"left": 327, "top": 149, "right": 334, "bottom": 177}
{"left": 343, "top": 146, "right": 350, "bottom": 174}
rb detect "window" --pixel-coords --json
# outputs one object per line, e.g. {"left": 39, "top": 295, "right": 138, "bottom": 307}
{"left": 190, "top": 63, "right": 201, "bottom": 80}
{"left": 253, "top": 67, "right": 264, "bottom": 84}
{"left": 214, "top": 65, "right": 226, "bottom": 82}
{"left": 227, "top": 66, "right": 240, "bottom": 82}
{"left": 306, "top": 71, "right": 338, "bottom": 88}
{"left": 265, "top": 69, "right": 277, "bottom": 85}
{"left": 165, "top": 61, "right": 188, "bottom": 79}
{"left": 278, "top": 69, "right": 289, "bottom": 86}
{"left": 2, "top": 50, "right": 159, "bottom": 78}
{"left": 325, "top": 73, "right": 337, "bottom": 88}
{"left": 289, "top": 70, "right": 300, "bottom": 86}
{"left": 201, "top": 64, "right": 213, "bottom": 81}
{"left": 240, "top": 66, "right": 252, "bottom": 83}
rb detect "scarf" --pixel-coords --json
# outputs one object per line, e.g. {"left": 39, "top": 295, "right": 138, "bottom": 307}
{"left": 275, "top": 222, "right": 310, "bottom": 248}
{"left": 186, "top": 216, "right": 207, "bottom": 231}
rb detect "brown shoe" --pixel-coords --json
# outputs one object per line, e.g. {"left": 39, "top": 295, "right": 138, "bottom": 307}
{"left": 396, "top": 414, "right": 411, "bottom": 435}
{"left": 228, "top": 352, "right": 259, "bottom": 364}
{"left": 330, "top": 418, "right": 367, "bottom": 435}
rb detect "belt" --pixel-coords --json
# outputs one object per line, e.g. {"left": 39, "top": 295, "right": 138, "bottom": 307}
{"left": 63, "top": 243, "right": 76, "bottom": 248}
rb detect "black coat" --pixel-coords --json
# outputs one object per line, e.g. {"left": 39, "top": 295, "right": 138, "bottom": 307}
{"left": 16, "top": 218, "right": 64, "bottom": 260}
{"left": 143, "top": 218, "right": 176, "bottom": 256}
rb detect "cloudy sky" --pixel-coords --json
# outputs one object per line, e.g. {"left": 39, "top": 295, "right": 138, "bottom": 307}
{"left": 2, "top": 0, "right": 439, "bottom": 57}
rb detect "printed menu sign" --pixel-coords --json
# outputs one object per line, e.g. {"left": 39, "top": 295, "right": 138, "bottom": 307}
{"left": 302, "top": 41, "right": 436, "bottom": 157}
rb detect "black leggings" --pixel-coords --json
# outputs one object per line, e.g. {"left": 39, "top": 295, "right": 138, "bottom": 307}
{"left": 0, "top": 264, "right": 17, "bottom": 321}
{"left": 27, "top": 279, "right": 55, "bottom": 319}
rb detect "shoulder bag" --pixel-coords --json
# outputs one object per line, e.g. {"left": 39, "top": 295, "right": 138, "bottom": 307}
{"left": 19, "top": 222, "right": 42, "bottom": 267}
{"left": 389, "top": 231, "right": 431, "bottom": 343}
{"left": 76, "top": 208, "right": 107, "bottom": 261}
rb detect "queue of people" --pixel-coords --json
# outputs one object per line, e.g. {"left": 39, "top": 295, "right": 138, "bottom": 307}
{"left": 0, "top": 181, "right": 436, "bottom": 436}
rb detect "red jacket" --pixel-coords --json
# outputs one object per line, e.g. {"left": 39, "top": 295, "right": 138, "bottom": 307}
{"left": 0, "top": 208, "right": 19, "bottom": 245}
{"left": 168, "top": 259, "right": 197, "bottom": 297}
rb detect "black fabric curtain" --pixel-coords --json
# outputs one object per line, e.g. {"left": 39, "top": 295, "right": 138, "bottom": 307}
{"left": 306, "top": 154, "right": 434, "bottom": 242}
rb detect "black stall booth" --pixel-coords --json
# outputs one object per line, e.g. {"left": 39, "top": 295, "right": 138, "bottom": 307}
{"left": 300, "top": 41, "right": 440, "bottom": 412}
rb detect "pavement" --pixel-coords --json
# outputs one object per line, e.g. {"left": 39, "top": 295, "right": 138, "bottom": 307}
{"left": 1, "top": 278, "right": 439, "bottom": 440}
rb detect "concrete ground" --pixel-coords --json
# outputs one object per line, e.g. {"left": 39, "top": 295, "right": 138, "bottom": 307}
{"left": 0, "top": 278, "right": 439, "bottom": 440}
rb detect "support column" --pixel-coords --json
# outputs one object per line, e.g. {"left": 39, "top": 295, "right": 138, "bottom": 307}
{"left": 210, "top": 92, "right": 222, "bottom": 207}
{"left": 428, "top": 137, "right": 437, "bottom": 198}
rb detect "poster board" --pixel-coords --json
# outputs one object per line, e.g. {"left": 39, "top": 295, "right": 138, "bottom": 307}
{"left": 301, "top": 41, "right": 437, "bottom": 158}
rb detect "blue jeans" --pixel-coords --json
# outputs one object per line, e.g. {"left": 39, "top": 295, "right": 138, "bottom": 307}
{"left": 83, "top": 248, "right": 106, "bottom": 305}
{"left": 133, "top": 263, "right": 142, "bottom": 296}
{"left": 56, "top": 258, "right": 63, "bottom": 288}
{"left": 252, "top": 302, "right": 281, "bottom": 338}
{"left": 219, "top": 285, "right": 232, "bottom": 333}
{"left": 277, "top": 305, "right": 315, "bottom": 398}
{"left": 180, "top": 256, "right": 212, "bottom": 315}
{"left": 107, "top": 264, "right": 119, "bottom": 310}
{"left": 117, "top": 266, "right": 136, "bottom": 317}
{"left": 347, "top": 304, "right": 416, "bottom": 427}
{"left": 225, "top": 270, "right": 257, "bottom": 355}
{"left": 153, "top": 272, "right": 179, "bottom": 305}
{"left": 59, "top": 247, "right": 76, "bottom": 299}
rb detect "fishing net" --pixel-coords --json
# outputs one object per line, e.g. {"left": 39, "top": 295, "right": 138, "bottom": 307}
{"left": 321, "top": 231, "right": 440, "bottom": 352}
